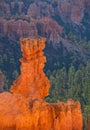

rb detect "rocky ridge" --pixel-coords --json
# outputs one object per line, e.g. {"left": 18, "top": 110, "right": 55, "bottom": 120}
{"left": 0, "top": 17, "right": 88, "bottom": 63}
{"left": 0, "top": 0, "right": 90, "bottom": 24}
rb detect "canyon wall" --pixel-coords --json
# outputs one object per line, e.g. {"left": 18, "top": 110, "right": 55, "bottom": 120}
{"left": 0, "top": 0, "right": 90, "bottom": 66}
{"left": 0, "top": 0, "right": 90, "bottom": 24}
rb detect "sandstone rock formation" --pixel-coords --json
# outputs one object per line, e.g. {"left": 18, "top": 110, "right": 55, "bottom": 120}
{"left": 0, "top": 37, "right": 83, "bottom": 130}
{"left": 10, "top": 37, "right": 50, "bottom": 99}
{"left": 0, "top": 17, "right": 63, "bottom": 43}
{"left": 0, "top": 93, "right": 83, "bottom": 130}
{"left": 0, "top": 0, "right": 90, "bottom": 24}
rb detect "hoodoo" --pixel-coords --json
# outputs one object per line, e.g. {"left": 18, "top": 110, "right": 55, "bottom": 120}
{"left": 0, "top": 37, "right": 83, "bottom": 130}
{"left": 10, "top": 37, "right": 50, "bottom": 99}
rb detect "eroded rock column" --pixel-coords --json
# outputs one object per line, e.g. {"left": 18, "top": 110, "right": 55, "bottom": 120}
{"left": 10, "top": 37, "right": 50, "bottom": 99}
{"left": 0, "top": 37, "right": 83, "bottom": 130}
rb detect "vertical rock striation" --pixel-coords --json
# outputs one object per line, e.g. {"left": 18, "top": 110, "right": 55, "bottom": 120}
{"left": 10, "top": 37, "right": 50, "bottom": 99}
{"left": 0, "top": 37, "right": 83, "bottom": 130}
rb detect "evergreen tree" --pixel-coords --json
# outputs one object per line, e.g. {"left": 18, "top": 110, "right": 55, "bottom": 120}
{"left": 68, "top": 65, "right": 75, "bottom": 97}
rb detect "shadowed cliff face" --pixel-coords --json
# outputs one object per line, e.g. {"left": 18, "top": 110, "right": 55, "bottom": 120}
{"left": 0, "top": 37, "right": 83, "bottom": 130}
{"left": 0, "top": 17, "right": 89, "bottom": 65}
{"left": 0, "top": 0, "right": 90, "bottom": 37}
{"left": 0, "top": 0, "right": 90, "bottom": 71}
{"left": 0, "top": 0, "right": 90, "bottom": 67}
{"left": 0, "top": 0, "right": 90, "bottom": 24}
{"left": 0, "top": 17, "right": 63, "bottom": 42}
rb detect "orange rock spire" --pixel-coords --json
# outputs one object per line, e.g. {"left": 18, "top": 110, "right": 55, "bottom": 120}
{"left": 10, "top": 37, "right": 50, "bottom": 98}
{"left": 0, "top": 37, "right": 83, "bottom": 130}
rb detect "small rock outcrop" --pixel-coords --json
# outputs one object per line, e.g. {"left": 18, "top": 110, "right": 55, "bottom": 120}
{"left": 0, "top": 37, "right": 83, "bottom": 130}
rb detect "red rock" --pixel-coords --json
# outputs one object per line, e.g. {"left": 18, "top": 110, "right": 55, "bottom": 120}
{"left": 58, "top": 0, "right": 85, "bottom": 24}
{"left": 27, "top": 3, "right": 40, "bottom": 19}
{"left": 10, "top": 37, "right": 50, "bottom": 99}
{"left": 0, "top": 0, "right": 90, "bottom": 24}
{"left": 0, "top": 93, "right": 83, "bottom": 130}
{"left": 0, "top": 17, "right": 63, "bottom": 45}
{"left": 0, "top": 37, "right": 83, "bottom": 130}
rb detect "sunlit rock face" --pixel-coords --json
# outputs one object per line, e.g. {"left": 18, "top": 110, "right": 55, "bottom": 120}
{"left": 0, "top": 37, "right": 83, "bottom": 130}
{"left": 10, "top": 37, "right": 50, "bottom": 99}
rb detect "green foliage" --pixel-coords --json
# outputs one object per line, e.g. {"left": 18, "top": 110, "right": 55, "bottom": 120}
{"left": 4, "top": 75, "right": 10, "bottom": 91}
{"left": 79, "top": 40, "right": 90, "bottom": 52}
{"left": 0, "top": 55, "right": 3, "bottom": 64}
{"left": 46, "top": 62, "right": 90, "bottom": 129}
{"left": 83, "top": 105, "right": 90, "bottom": 130}
{"left": 12, "top": 70, "right": 19, "bottom": 79}
{"left": 10, "top": 57, "right": 15, "bottom": 66}
{"left": 67, "top": 32, "right": 77, "bottom": 43}
{"left": 3, "top": 54, "right": 8, "bottom": 62}
{"left": 48, "top": 62, "right": 90, "bottom": 104}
